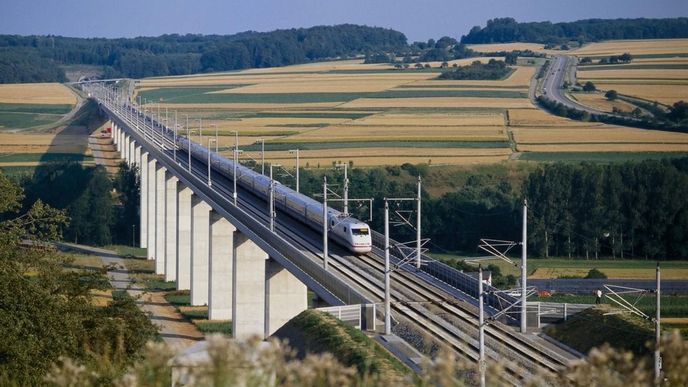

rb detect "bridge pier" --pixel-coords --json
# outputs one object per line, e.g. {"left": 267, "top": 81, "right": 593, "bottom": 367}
{"left": 176, "top": 185, "right": 193, "bottom": 290}
{"left": 265, "top": 258, "right": 307, "bottom": 336}
{"left": 139, "top": 151, "right": 149, "bottom": 249}
{"left": 165, "top": 173, "right": 178, "bottom": 282}
{"left": 134, "top": 145, "right": 141, "bottom": 168}
{"left": 191, "top": 195, "right": 211, "bottom": 306}
{"left": 146, "top": 158, "right": 157, "bottom": 260}
{"left": 155, "top": 165, "right": 167, "bottom": 275}
{"left": 114, "top": 124, "right": 120, "bottom": 153}
{"left": 208, "top": 213, "right": 235, "bottom": 320}
{"left": 232, "top": 232, "right": 268, "bottom": 340}
{"left": 128, "top": 138, "right": 135, "bottom": 166}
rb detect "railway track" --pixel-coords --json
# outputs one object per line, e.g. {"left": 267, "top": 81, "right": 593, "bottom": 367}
{"left": 110, "top": 101, "right": 573, "bottom": 382}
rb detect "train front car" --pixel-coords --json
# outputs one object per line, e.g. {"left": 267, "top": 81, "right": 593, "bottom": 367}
{"left": 344, "top": 219, "right": 372, "bottom": 254}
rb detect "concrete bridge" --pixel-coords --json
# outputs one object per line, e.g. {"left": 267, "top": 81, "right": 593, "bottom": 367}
{"left": 84, "top": 82, "right": 576, "bottom": 379}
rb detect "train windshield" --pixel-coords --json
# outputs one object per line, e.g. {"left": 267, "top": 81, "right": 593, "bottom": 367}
{"left": 352, "top": 227, "right": 369, "bottom": 236}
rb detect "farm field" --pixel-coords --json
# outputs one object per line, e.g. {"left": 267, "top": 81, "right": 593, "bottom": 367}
{"left": 574, "top": 39, "right": 688, "bottom": 107}
{"left": 568, "top": 92, "right": 637, "bottom": 113}
{"left": 0, "top": 83, "right": 91, "bottom": 171}
{"left": 133, "top": 41, "right": 688, "bottom": 166}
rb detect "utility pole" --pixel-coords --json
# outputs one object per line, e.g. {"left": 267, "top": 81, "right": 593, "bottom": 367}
{"left": 207, "top": 138, "right": 216, "bottom": 187}
{"left": 269, "top": 164, "right": 280, "bottom": 232}
{"left": 322, "top": 176, "right": 328, "bottom": 271}
{"left": 416, "top": 176, "right": 422, "bottom": 270}
{"left": 260, "top": 138, "right": 265, "bottom": 175}
{"left": 232, "top": 131, "right": 239, "bottom": 205}
{"left": 521, "top": 198, "right": 528, "bottom": 333}
{"left": 655, "top": 262, "right": 662, "bottom": 385}
{"left": 173, "top": 110, "right": 177, "bottom": 162}
{"left": 478, "top": 264, "right": 486, "bottom": 387}
{"left": 384, "top": 199, "right": 391, "bottom": 335}
{"left": 335, "top": 163, "right": 349, "bottom": 215}
{"left": 289, "top": 149, "right": 300, "bottom": 193}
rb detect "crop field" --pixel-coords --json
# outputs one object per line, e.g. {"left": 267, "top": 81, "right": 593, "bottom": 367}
{"left": 133, "top": 41, "right": 688, "bottom": 166}
{"left": 579, "top": 82, "right": 688, "bottom": 105}
{"left": 572, "top": 39, "right": 688, "bottom": 56}
{"left": 569, "top": 92, "right": 638, "bottom": 113}
{"left": 0, "top": 83, "right": 76, "bottom": 105}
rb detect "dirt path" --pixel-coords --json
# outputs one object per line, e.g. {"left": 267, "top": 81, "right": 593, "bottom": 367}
{"left": 58, "top": 243, "right": 204, "bottom": 352}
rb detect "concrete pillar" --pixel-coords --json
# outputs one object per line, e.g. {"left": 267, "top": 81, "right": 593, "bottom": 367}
{"left": 165, "top": 173, "right": 178, "bottom": 282}
{"left": 190, "top": 196, "right": 211, "bottom": 306}
{"left": 155, "top": 165, "right": 167, "bottom": 275}
{"left": 110, "top": 122, "right": 115, "bottom": 140}
{"left": 146, "top": 158, "right": 157, "bottom": 260}
{"left": 177, "top": 185, "right": 193, "bottom": 290}
{"left": 129, "top": 138, "right": 135, "bottom": 166}
{"left": 208, "top": 213, "right": 235, "bottom": 320}
{"left": 265, "top": 259, "right": 307, "bottom": 336}
{"left": 232, "top": 233, "right": 268, "bottom": 340}
{"left": 115, "top": 125, "right": 120, "bottom": 152}
{"left": 139, "top": 152, "right": 149, "bottom": 249}
{"left": 124, "top": 135, "right": 130, "bottom": 163}
{"left": 134, "top": 145, "right": 141, "bottom": 168}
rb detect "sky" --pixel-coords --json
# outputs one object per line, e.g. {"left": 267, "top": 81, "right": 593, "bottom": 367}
{"left": 1, "top": 0, "right": 687, "bottom": 42}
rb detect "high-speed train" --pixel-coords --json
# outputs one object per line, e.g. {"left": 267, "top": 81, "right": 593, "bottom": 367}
{"left": 179, "top": 136, "right": 372, "bottom": 254}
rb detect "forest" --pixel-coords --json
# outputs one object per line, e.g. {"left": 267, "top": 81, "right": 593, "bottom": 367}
{"left": 461, "top": 17, "right": 688, "bottom": 44}
{"left": 0, "top": 24, "right": 407, "bottom": 83}
{"left": 295, "top": 158, "right": 688, "bottom": 261}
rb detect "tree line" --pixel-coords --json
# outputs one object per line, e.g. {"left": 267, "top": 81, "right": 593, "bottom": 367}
{"left": 293, "top": 158, "right": 688, "bottom": 260}
{"left": 0, "top": 24, "right": 407, "bottom": 82}
{"left": 461, "top": 17, "right": 688, "bottom": 44}
{"left": 17, "top": 161, "right": 139, "bottom": 246}
{"left": 438, "top": 59, "right": 512, "bottom": 80}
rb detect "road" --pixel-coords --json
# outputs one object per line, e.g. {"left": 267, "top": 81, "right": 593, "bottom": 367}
{"left": 540, "top": 56, "right": 609, "bottom": 116}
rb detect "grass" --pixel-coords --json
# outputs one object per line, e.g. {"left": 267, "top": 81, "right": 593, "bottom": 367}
{"left": 0, "top": 103, "right": 73, "bottom": 114}
{"left": 290, "top": 309, "right": 411, "bottom": 378}
{"left": 165, "top": 290, "right": 190, "bottom": 306}
{"left": 121, "top": 257, "right": 154, "bottom": 273}
{"left": 195, "top": 321, "right": 232, "bottom": 335}
{"left": 0, "top": 153, "right": 92, "bottom": 163}
{"left": 251, "top": 111, "right": 374, "bottom": 119}
{"left": 519, "top": 152, "right": 688, "bottom": 163}
{"left": 545, "top": 306, "right": 655, "bottom": 356}
{"left": 133, "top": 273, "right": 176, "bottom": 291}
{"left": 532, "top": 294, "right": 688, "bottom": 317}
{"left": 0, "top": 112, "right": 64, "bottom": 129}
{"left": 106, "top": 244, "right": 147, "bottom": 258}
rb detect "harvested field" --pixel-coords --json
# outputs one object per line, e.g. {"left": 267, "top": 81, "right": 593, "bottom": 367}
{"left": 584, "top": 83, "right": 688, "bottom": 105}
{"left": 0, "top": 132, "right": 88, "bottom": 154}
{"left": 579, "top": 69, "right": 688, "bottom": 80}
{"left": 570, "top": 92, "right": 637, "bottom": 113}
{"left": 513, "top": 126, "right": 688, "bottom": 144}
{"left": 572, "top": 39, "right": 688, "bottom": 56}
{"left": 252, "top": 151, "right": 510, "bottom": 167}
{"left": 519, "top": 143, "right": 688, "bottom": 152}
{"left": 349, "top": 112, "right": 505, "bottom": 127}
{"left": 421, "top": 66, "right": 535, "bottom": 87}
{"left": 530, "top": 267, "right": 688, "bottom": 280}
{"left": 466, "top": 42, "right": 557, "bottom": 54}
{"left": 286, "top": 125, "right": 508, "bottom": 142}
{"left": 0, "top": 83, "right": 76, "bottom": 105}
{"left": 339, "top": 97, "right": 533, "bottom": 109}
{"left": 156, "top": 102, "right": 342, "bottom": 110}
{"left": 507, "top": 108, "right": 593, "bottom": 127}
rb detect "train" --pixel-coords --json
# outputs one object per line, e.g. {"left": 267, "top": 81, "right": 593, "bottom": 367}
{"left": 179, "top": 136, "right": 373, "bottom": 254}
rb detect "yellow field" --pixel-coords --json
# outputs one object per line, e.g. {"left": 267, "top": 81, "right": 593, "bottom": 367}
{"left": 570, "top": 92, "right": 638, "bottom": 113}
{"left": 156, "top": 102, "right": 342, "bottom": 110}
{"left": 507, "top": 108, "right": 594, "bottom": 127}
{"left": 285, "top": 125, "right": 508, "bottom": 142}
{"left": 513, "top": 125, "right": 688, "bottom": 145}
{"left": 581, "top": 83, "right": 688, "bottom": 105}
{"left": 409, "top": 66, "right": 535, "bottom": 88}
{"left": 350, "top": 112, "right": 505, "bottom": 126}
{"left": 579, "top": 69, "right": 688, "bottom": 80}
{"left": 0, "top": 83, "right": 76, "bottom": 105}
{"left": 466, "top": 42, "right": 561, "bottom": 55}
{"left": 0, "top": 131, "right": 88, "bottom": 154}
{"left": 572, "top": 39, "right": 688, "bottom": 56}
{"left": 339, "top": 97, "right": 533, "bottom": 109}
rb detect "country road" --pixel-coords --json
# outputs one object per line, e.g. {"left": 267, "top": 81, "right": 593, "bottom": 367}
{"left": 540, "top": 55, "right": 609, "bottom": 116}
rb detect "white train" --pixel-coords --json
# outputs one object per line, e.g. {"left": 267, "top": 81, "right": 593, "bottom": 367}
{"left": 180, "top": 137, "right": 373, "bottom": 254}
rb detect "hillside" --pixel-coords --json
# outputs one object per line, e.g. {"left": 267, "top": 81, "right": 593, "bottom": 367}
{"left": 461, "top": 17, "right": 688, "bottom": 44}
{"left": 0, "top": 24, "right": 407, "bottom": 83}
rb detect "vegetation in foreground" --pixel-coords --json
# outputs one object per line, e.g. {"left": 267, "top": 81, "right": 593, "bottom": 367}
{"left": 0, "top": 171, "right": 156, "bottom": 385}
{"left": 41, "top": 331, "right": 688, "bottom": 387}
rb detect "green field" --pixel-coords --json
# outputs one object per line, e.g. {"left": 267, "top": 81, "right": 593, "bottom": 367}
{"left": 0, "top": 103, "right": 73, "bottom": 114}
{"left": 0, "top": 103, "right": 73, "bottom": 129}
{"left": 0, "top": 153, "right": 92, "bottom": 163}
{"left": 519, "top": 152, "right": 688, "bottom": 163}
{"left": 533, "top": 294, "right": 688, "bottom": 317}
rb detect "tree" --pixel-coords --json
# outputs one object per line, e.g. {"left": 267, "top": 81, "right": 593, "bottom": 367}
{"left": 605, "top": 89, "right": 618, "bottom": 100}
{"left": 580, "top": 57, "right": 592, "bottom": 64}
{"left": 583, "top": 81, "right": 597, "bottom": 92}
{"left": 668, "top": 100, "right": 688, "bottom": 122}
{"left": 504, "top": 52, "right": 518, "bottom": 65}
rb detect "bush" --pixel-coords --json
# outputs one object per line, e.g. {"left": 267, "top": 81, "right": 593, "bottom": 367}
{"left": 605, "top": 90, "right": 618, "bottom": 101}
{"left": 585, "top": 268, "right": 608, "bottom": 279}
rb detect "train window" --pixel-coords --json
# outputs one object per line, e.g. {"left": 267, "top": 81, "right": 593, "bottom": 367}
{"left": 352, "top": 228, "right": 369, "bottom": 236}
{"left": 331, "top": 220, "right": 335, "bottom": 226}
{"left": 344, "top": 227, "right": 347, "bottom": 232}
